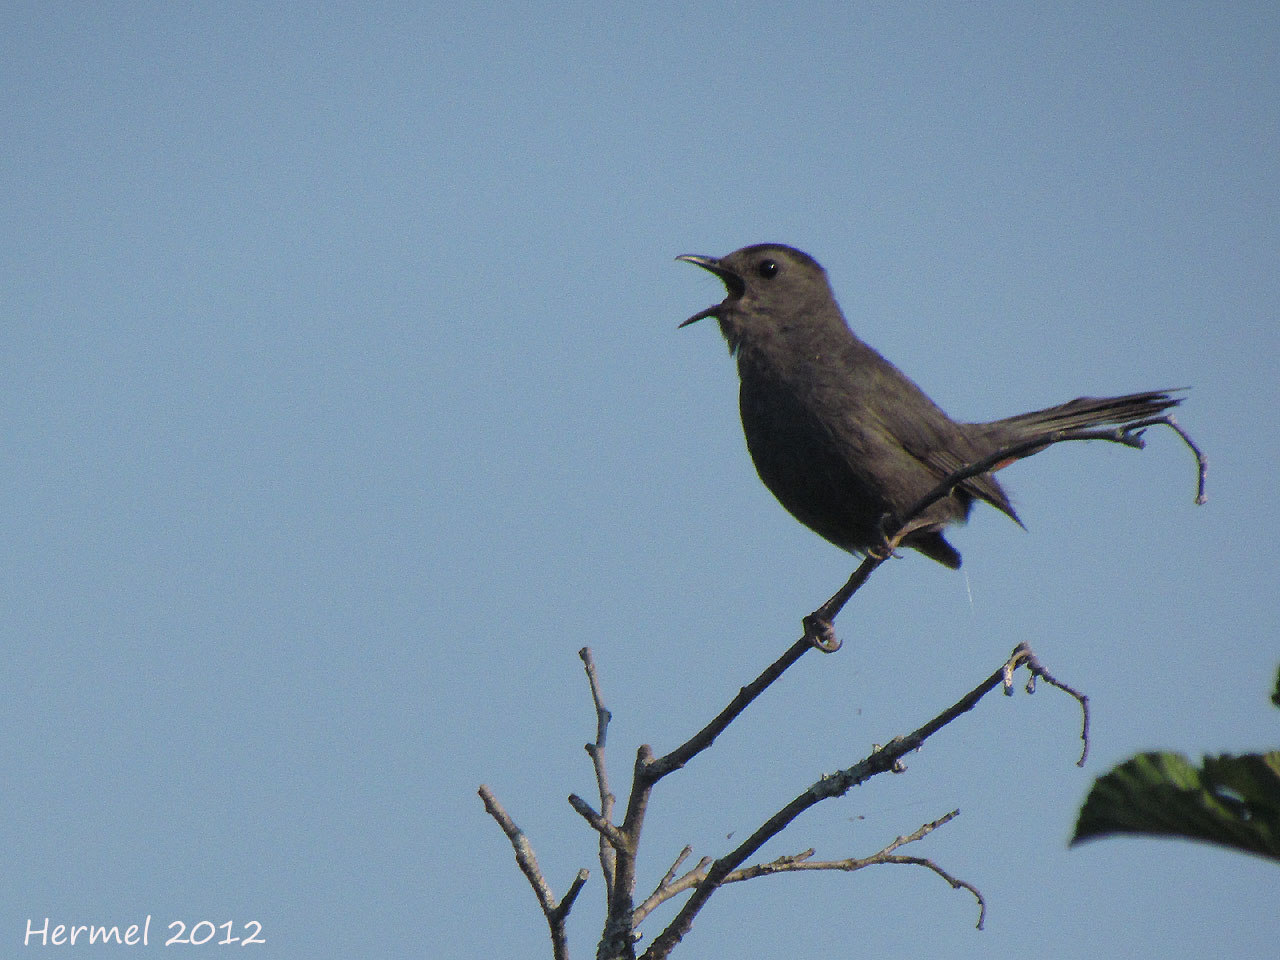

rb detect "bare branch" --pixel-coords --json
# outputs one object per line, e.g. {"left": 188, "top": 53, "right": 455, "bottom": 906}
{"left": 641, "top": 643, "right": 1071, "bottom": 959}
{"left": 727, "top": 814, "right": 953, "bottom": 881}
{"left": 579, "top": 647, "right": 618, "bottom": 897}
{"left": 805, "top": 554, "right": 883, "bottom": 647}
{"left": 556, "top": 869, "right": 591, "bottom": 925}
{"left": 659, "top": 845, "right": 695, "bottom": 888}
{"left": 479, "top": 784, "right": 584, "bottom": 960}
{"left": 592, "top": 635, "right": 825, "bottom": 951}
{"left": 478, "top": 785, "right": 557, "bottom": 913}
{"left": 1163, "top": 415, "right": 1208, "bottom": 504}
{"left": 569, "top": 793, "right": 629, "bottom": 850}
{"left": 607, "top": 416, "right": 1151, "bottom": 951}
{"left": 648, "top": 637, "right": 813, "bottom": 779}
{"left": 719, "top": 811, "right": 986, "bottom": 930}
{"left": 632, "top": 848, "right": 713, "bottom": 926}
{"left": 596, "top": 746, "right": 656, "bottom": 960}
{"left": 1012, "top": 644, "right": 1092, "bottom": 765}
{"left": 870, "top": 854, "right": 987, "bottom": 930}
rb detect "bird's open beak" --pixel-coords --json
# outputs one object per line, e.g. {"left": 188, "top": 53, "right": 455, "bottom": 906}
{"left": 676, "top": 254, "right": 742, "bottom": 327}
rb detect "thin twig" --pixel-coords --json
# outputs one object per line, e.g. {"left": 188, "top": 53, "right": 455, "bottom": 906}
{"left": 659, "top": 845, "right": 694, "bottom": 887}
{"left": 1014, "top": 644, "right": 1091, "bottom": 765}
{"left": 478, "top": 784, "right": 583, "bottom": 960}
{"left": 580, "top": 647, "right": 618, "bottom": 897}
{"left": 633, "top": 849, "right": 713, "bottom": 925}
{"left": 867, "top": 854, "right": 986, "bottom": 929}
{"left": 1164, "top": 416, "right": 1208, "bottom": 504}
{"left": 568, "top": 793, "right": 629, "bottom": 850}
{"left": 647, "top": 637, "right": 813, "bottom": 779}
{"left": 556, "top": 869, "right": 591, "bottom": 925}
{"left": 720, "top": 811, "right": 986, "bottom": 929}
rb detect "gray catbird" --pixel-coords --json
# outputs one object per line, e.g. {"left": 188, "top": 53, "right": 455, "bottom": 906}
{"left": 679, "top": 243, "right": 1179, "bottom": 568}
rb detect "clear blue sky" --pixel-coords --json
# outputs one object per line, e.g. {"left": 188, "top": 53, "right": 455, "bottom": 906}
{"left": 3, "top": 2, "right": 1276, "bottom": 958}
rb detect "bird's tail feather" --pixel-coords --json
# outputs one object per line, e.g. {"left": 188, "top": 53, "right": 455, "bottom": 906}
{"left": 978, "top": 389, "right": 1182, "bottom": 445}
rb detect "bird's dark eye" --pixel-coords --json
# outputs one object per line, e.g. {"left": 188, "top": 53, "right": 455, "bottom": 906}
{"left": 756, "top": 259, "right": 779, "bottom": 278}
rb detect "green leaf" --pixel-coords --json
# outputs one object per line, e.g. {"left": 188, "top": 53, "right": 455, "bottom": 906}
{"left": 1072, "top": 751, "right": 1280, "bottom": 863}
{"left": 1271, "top": 665, "right": 1280, "bottom": 709}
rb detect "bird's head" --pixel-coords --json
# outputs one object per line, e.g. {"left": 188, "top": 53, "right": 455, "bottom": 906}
{"left": 677, "top": 244, "right": 835, "bottom": 355}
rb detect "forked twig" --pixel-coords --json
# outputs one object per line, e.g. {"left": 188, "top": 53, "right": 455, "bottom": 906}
{"left": 635, "top": 811, "right": 985, "bottom": 930}
{"left": 1011, "top": 643, "right": 1092, "bottom": 765}
{"left": 722, "top": 810, "right": 986, "bottom": 929}
{"left": 478, "top": 785, "right": 588, "bottom": 960}
{"left": 633, "top": 847, "right": 712, "bottom": 926}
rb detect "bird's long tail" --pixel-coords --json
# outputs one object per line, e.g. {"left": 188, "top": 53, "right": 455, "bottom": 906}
{"left": 975, "top": 389, "right": 1183, "bottom": 449}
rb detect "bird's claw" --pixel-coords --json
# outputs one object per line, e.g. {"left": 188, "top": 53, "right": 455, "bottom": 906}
{"left": 867, "top": 541, "right": 895, "bottom": 561}
{"left": 803, "top": 614, "right": 841, "bottom": 653}
{"left": 869, "top": 513, "right": 904, "bottom": 562}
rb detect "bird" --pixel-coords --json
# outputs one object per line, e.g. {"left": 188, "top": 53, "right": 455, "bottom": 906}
{"left": 677, "top": 243, "right": 1180, "bottom": 569}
